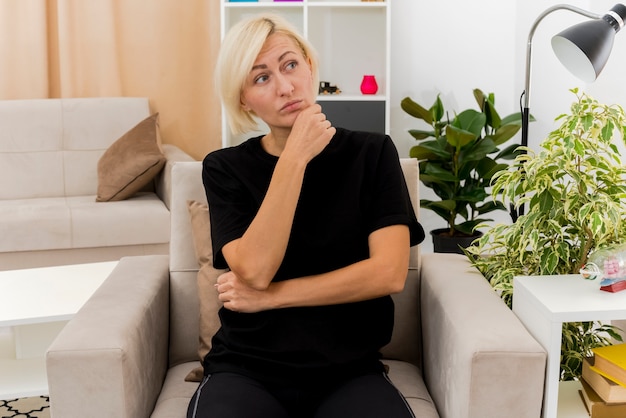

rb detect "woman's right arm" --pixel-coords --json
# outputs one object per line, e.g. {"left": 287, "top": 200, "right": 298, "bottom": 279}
{"left": 221, "top": 155, "right": 306, "bottom": 290}
{"left": 221, "top": 104, "right": 335, "bottom": 290}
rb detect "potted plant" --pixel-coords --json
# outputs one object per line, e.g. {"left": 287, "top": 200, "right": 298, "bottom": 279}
{"left": 466, "top": 89, "right": 624, "bottom": 380}
{"left": 401, "top": 88, "right": 525, "bottom": 253}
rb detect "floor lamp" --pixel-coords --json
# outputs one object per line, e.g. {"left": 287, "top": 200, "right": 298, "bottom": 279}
{"left": 512, "top": 3, "right": 626, "bottom": 221}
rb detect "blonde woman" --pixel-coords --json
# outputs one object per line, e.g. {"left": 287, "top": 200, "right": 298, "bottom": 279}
{"left": 188, "top": 13, "right": 424, "bottom": 418}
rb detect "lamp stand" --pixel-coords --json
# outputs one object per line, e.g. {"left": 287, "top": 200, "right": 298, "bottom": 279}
{"left": 510, "top": 5, "right": 601, "bottom": 222}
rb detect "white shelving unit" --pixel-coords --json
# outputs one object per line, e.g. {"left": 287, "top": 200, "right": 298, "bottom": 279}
{"left": 220, "top": 0, "right": 391, "bottom": 147}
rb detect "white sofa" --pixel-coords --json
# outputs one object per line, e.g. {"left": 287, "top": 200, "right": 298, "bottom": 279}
{"left": 0, "top": 97, "right": 195, "bottom": 271}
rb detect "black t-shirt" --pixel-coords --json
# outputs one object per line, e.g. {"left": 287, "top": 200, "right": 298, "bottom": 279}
{"left": 201, "top": 127, "right": 424, "bottom": 383}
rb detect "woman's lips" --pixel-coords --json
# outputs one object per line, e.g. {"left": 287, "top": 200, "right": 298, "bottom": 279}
{"left": 280, "top": 100, "right": 302, "bottom": 113}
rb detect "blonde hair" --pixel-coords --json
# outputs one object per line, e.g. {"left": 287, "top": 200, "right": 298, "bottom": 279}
{"left": 215, "top": 13, "right": 319, "bottom": 135}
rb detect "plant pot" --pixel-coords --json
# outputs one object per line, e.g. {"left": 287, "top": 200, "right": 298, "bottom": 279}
{"left": 430, "top": 228, "right": 483, "bottom": 254}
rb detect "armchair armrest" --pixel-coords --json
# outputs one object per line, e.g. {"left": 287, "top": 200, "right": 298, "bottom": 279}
{"left": 156, "top": 144, "right": 196, "bottom": 210}
{"left": 420, "top": 253, "right": 546, "bottom": 418}
{"left": 46, "top": 255, "right": 170, "bottom": 418}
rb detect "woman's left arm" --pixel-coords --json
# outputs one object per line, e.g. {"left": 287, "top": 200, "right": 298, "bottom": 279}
{"left": 216, "top": 224, "right": 410, "bottom": 313}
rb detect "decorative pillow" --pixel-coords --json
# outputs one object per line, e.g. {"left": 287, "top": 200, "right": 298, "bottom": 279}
{"left": 96, "top": 113, "right": 165, "bottom": 202}
{"left": 184, "top": 199, "right": 226, "bottom": 382}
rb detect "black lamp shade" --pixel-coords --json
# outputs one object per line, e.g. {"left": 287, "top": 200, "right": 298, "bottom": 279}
{"left": 551, "top": 4, "right": 626, "bottom": 83}
{"left": 551, "top": 20, "right": 615, "bottom": 83}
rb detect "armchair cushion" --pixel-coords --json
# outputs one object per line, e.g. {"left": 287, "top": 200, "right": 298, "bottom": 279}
{"left": 184, "top": 200, "right": 226, "bottom": 382}
{"left": 96, "top": 113, "right": 165, "bottom": 202}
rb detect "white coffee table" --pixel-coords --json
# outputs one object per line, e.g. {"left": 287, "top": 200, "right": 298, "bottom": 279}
{"left": 513, "top": 274, "right": 626, "bottom": 418}
{"left": 0, "top": 261, "right": 118, "bottom": 400}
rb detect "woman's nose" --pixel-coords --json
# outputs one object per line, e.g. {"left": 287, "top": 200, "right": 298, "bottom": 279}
{"left": 276, "top": 74, "right": 294, "bottom": 96}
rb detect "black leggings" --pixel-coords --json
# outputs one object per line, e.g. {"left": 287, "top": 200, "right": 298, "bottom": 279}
{"left": 187, "top": 371, "right": 415, "bottom": 418}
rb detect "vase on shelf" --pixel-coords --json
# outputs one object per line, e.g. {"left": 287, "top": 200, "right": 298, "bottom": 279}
{"left": 360, "top": 75, "right": 378, "bottom": 95}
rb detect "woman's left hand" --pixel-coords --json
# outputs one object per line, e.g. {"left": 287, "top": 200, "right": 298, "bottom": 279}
{"left": 215, "top": 271, "right": 271, "bottom": 313}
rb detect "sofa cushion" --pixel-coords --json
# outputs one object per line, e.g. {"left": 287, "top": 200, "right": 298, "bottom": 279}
{"left": 152, "top": 362, "right": 204, "bottom": 418}
{"left": 70, "top": 193, "right": 170, "bottom": 247}
{"left": 184, "top": 200, "right": 226, "bottom": 382}
{"left": 0, "top": 197, "right": 72, "bottom": 252}
{"left": 0, "top": 98, "right": 152, "bottom": 200}
{"left": 381, "top": 269, "right": 422, "bottom": 366}
{"left": 62, "top": 97, "right": 152, "bottom": 197}
{"left": 383, "top": 360, "right": 439, "bottom": 418}
{"left": 0, "top": 193, "right": 170, "bottom": 253}
{"left": 0, "top": 100, "right": 65, "bottom": 200}
{"left": 96, "top": 113, "right": 165, "bottom": 202}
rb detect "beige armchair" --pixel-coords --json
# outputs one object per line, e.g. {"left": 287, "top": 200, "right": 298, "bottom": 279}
{"left": 46, "top": 158, "right": 546, "bottom": 418}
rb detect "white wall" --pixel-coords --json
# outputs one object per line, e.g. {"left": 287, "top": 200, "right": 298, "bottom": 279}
{"left": 390, "top": 0, "right": 626, "bottom": 252}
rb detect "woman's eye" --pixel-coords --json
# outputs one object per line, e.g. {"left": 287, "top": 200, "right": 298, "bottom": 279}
{"left": 254, "top": 74, "right": 269, "bottom": 84}
{"left": 285, "top": 61, "right": 297, "bottom": 71}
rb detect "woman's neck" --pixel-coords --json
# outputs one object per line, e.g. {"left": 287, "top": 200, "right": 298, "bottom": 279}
{"left": 261, "top": 129, "right": 290, "bottom": 157}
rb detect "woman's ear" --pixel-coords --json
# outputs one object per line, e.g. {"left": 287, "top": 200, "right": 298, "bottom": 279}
{"left": 240, "top": 97, "right": 251, "bottom": 112}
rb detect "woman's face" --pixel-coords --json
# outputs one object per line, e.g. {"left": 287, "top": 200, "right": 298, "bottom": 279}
{"left": 240, "top": 33, "right": 316, "bottom": 132}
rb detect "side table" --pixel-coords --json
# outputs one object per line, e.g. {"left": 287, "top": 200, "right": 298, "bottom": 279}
{"left": 0, "top": 261, "right": 118, "bottom": 400}
{"left": 513, "top": 274, "right": 626, "bottom": 418}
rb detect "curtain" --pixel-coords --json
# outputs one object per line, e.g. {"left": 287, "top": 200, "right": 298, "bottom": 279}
{"left": 0, "top": 0, "right": 221, "bottom": 160}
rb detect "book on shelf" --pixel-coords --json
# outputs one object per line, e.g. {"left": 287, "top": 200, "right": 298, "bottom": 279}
{"left": 579, "top": 379, "right": 626, "bottom": 417}
{"left": 583, "top": 357, "right": 626, "bottom": 404}
{"left": 591, "top": 344, "right": 626, "bottom": 388}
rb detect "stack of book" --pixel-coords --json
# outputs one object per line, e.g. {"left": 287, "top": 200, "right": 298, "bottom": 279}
{"left": 579, "top": 344, "right": 626, "bottom": 417}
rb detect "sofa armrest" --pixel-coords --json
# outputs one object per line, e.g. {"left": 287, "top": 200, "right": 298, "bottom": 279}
{"left": 419, "top": 253, "right": 546, "bottom": 418}
{"left": 156, "top": 144, "right": 196, "bottom": 210}
{"left": 46, "top": 255, "right": 170, "bottom": 418}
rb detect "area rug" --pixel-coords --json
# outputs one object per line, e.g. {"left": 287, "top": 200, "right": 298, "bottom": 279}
{"left": 0, "top": 396, "right": 50, "bottom": 418}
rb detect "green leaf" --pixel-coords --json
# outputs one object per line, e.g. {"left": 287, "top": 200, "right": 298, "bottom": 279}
{"left": 541, "top": 250, "right": 559, "bottom": 274}
{"left": 461, "top": 138, "right": 497, "bottom": 163}
{"left": 573, "top": 139, "right": 585, "bottom": 156}
{"left": 473, "top": 88, "right": 486, "bottom": 111}
{"left": 410, "top": 142, "right": 450, "bottom": 160}
{"left": 423, "top": 163, "right": 458, "bottom": 182}
{"left": 581, "top": 114, "right": 593, "bottom": 131}
{"left": 431, "top": 95, "right": 445, "bottom": 122}
{"left": 537, "top": 190, "right": 554, "bottom": 213}
{"left": 455, "top": 219, "right": 489, "bottom": 235}
{"left": 490, "top": 124, "right": 521, "bottom": 146}
{"left": 475, "top": 157, "right": 497, "bottom": 176}
{"left": 401, "top": 97, "right": 433, "bottom": 124}
{"left": 476, "top": 200, "right": 506, "bottom": 214}
{"left": 420, "top": 199, "right": 453, "bottom": 223}
{"left": 420, "top": 199, "right": 456, "bottom": 222}
{"left": 482, "top": 162, "right": 508, "bottom": 180}
{"left": 408, "top": 129, "right": 435, "bottom": 140}
{"left": 601, "top": 120, "right": 615, "bottom": 141}
{"left": 590, "top": 212, "right": 603, "bottom": 235}
{"left": 446, "top": 124, "right": 477, "bottom": 148}
{"left": 410, "top": 146, "right": 435, "bottom": 160}
{"left": 453, "top": 109, "right": 486, "bottom": 137}
{"left": 500, "top": 112, "right": 525, "bottom": 126}
{"left": 422, "top": 199, "right": 455, "bottom": 211}
{"left": 483, "top": 98, "right": 502, "bottom": 130}
{"left": 494, "top": 143, "right": 521, "bottom": 160}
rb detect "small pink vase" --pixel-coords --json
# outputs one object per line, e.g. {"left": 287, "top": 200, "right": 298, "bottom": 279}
{"left": 360, "top": 75, "right": 378, "bottom": 95}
